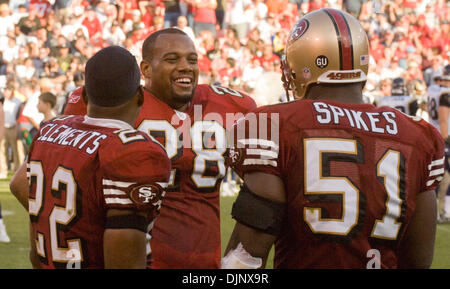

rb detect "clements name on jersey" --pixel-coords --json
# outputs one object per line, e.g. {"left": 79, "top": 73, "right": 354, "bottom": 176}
{"left": 313, "top": 102, "right": 398, "bottom": 135}
{"left": 37, "top": 122, "right": 107, "bottom": 154}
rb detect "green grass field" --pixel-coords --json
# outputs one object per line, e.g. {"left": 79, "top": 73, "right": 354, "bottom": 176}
{"left": 1, "top": 177, "right": 449, "bottom": 269}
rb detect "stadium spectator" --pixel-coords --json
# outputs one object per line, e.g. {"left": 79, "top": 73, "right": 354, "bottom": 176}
{"left": 192, "top": 0, "right": 217, "bottom": 37}
{"left": 215, "top": 0, "right": 226, "bottom": 30}
{"left": 103, "top": 20, "right": 126, "bottom": 46}
{"left": 2, "top": 85, "right": 22, "bottom": 173}
{"left": 241, "top": 56, "right": 264, "bottom": 93}
{"left": 61, "top": 15, "right": 89, "bottom": 41}
{"left": 0, "top": 90, "right": 5, "bottom": 179}
{"left": 255, "top": 44, "right": 280, "bottom": 72}
{"left": 162, "top": 0, "right": 182, "bottom": 28}
{"left": 373, "top": 77, "right": 393, "bottom": 105}
{"left": 81, "top": 6, "right": 103, "bottom": 45}
{"left": 424, "top": 55, "right": 444, "bottom": 86}
{"left": 17, "top": 5, "right": 41, "bottom": 36}
{"left": 227, "top": 0, "right": 252, "bottom": 41}
{"left": 175, "top": 15, "right": 196, "bottom": 41}
{"left": 266, "top": 0, "right": 289, "bottom": 16}
{"left": 0, "top": 4, "right": 14, "bottom": 50}
{"left": 36, "top": 92, "right": 56, "bottom": 125}
{"left": 123, "top": 9, "right": 142, "bottom": 35}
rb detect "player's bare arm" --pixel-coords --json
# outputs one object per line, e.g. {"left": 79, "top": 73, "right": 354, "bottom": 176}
{"left": 438, "top": 105, "right": 449, "bottom": 139}
{"left": 103, "top": 209, "right": 149, "bottom": 269}
{"left": 9, "top": 162, "right": 29, "bottom": 210}
{"left": 397, "top": 190, "right": 437, "bottom": 269}
{"left": 223, "top": 172, "right": 285, "bottom": 268}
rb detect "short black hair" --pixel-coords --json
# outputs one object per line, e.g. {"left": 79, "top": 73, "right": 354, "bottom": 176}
{"left": 85, "top": 46, "right": 141, "bottom": 107}
{"left": 142, "top": 28, "right": 189, "bottom": 61}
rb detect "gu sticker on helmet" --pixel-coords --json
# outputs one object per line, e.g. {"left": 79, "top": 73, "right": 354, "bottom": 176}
{"left": 130, "top": 184, "right": 162, "bottom": 205}
{"left": 315, "top": 55, "right": 328, "bottom": 69}
{"left": 288, "top": 19, "right": 309, "bottom": 44}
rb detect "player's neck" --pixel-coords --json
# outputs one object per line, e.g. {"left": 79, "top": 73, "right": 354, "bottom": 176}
{"left": 305, "top": 83, "right": 365, "bottom": 104}
{"left": 87, "top": 102, "right": 139, "bottom": 127}
{"left": 144, "top": 87, "right": 191, "bottom": 112}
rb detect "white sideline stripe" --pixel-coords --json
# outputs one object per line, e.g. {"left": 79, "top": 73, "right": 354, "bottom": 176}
{"left": 246, "top": 148, "right": 278, "bottom": 159}
{"left": 237, "top": 139, "right": 279, "bottom": 150}
{"left": 102, "top": 179, "right": 135, "bottom": 188}
{"left": 430, "top": 168, "right": 445, "bottom": 177}
{"left": 243, "top": 159, "right": 277, "bottom": 167}
{"left": 428, "top": 157, "right": 445, "bottom": 169}
{"left": 105, "top": 198, "right": 133, "bottom": 205}
{"left": 103, "top": 189, "right": 126, "bottom": 196}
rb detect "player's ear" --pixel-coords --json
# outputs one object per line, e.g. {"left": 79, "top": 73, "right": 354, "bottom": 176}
{"left": 140, "top": 59, "right": 152, "bottom": 80}
{"left": 82, "top": 86, "right": 88, "bottom": 104}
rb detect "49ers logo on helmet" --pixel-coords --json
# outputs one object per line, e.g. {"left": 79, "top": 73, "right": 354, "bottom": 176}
{"left": 288, "top": 19, "right": 309, "bottom": 45}
{"left": 326, "top": 71, "right": 362, "bottom": 80}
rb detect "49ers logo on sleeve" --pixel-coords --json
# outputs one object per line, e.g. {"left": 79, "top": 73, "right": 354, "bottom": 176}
{"left": 130, "top": 184, "right": 164, "bottom": 209}
{"left": 288, "top": 19, "right": 309, "bottom": 45}
{"left": 68, "top": 90, "right": 81, "bottom": 103}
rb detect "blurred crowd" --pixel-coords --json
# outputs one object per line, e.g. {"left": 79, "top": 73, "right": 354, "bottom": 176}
{"left": 0, "top": 0, "right": 448, "bottom": 176}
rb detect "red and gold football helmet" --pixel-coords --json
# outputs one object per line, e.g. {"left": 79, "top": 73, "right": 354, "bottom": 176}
{"left": 281, "top": 8, "right": 369, "bottom": 100}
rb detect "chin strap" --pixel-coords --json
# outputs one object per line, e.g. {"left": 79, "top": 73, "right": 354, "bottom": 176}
{"left": 280, "top": 55, "right": 294, "bottom": 102}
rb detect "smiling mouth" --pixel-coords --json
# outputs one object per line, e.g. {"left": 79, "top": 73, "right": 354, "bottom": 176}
{"left": 174, "top": 77, "right": 193, "bottom": 87}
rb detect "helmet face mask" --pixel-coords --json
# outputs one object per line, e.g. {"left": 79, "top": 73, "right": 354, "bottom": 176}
{"left": 282, "top": 8, "right": 370, "bottom": 100}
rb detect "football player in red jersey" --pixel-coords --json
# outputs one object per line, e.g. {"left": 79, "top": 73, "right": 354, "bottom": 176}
{"left": 223, "top": 9, "right": 444, "bottom": 269}
{"left": 62, "top": 29, "right": 257, "bottom": 268}
{"left": 10, "top": 46, "right": 171, "bottom": 269}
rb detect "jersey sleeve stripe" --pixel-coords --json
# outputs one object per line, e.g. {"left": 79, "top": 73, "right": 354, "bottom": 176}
{"left": 246, "top": 148, "right": 278, "bottom": 159}
{"left": 105, "top": 198, "right": 133, "bottom": 205}
{"left": 102, "top": 179, "right": 136, "bottom": 188}
{"left": 243, "top": 159, "right": 278, "bottom": 167}
{"left": 103, "top": 189, "right": 127, "bottom": 196}
{"left": 146, "top": 235, "right": 152, "bottom": 255}
{"left": 156, "top": 182, "right": 168, "bottom": 188}
{"left": 428, "top": 157, "right": 445, "bottom": 169}
{"left": 427, "top": 176, "right": 444, "bottom": 187}
{"left": 429, "top": 168, "right": 445, "bottom": 177}
{"left": 237, "top": 138, "right": 279, "bottom": 150}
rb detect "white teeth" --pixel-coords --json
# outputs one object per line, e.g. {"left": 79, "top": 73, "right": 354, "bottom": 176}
{"left": 175, "top": 78, "right": 191, "bottom": 84}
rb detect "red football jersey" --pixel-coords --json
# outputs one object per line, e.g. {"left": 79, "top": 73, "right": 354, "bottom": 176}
{"left": 229, "top": 99, "right": 445, "bottom": 269}
{"left": 64, "top": 84, "right": 257, "bottom": 268}
{"left": 28, "top": 115, "right": 171, "bottom": 269}
{"left": 137, "top": 85, "right": 256, "bottom": 268}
